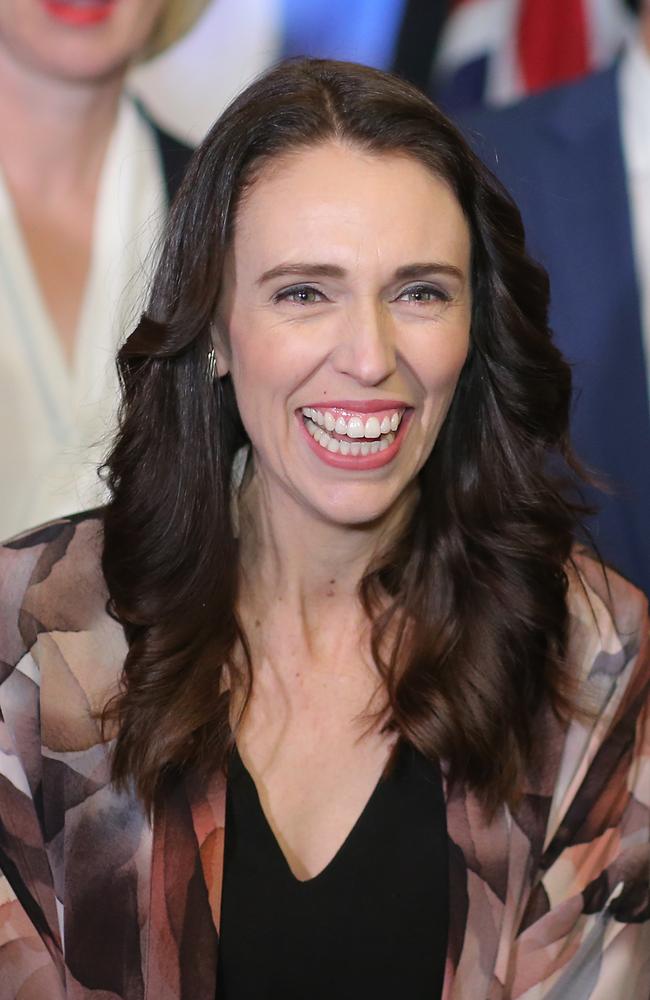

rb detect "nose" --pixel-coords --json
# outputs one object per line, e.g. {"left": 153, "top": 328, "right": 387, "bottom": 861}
{"left": 331, "top": 299, "right": 397, "bottom": 386}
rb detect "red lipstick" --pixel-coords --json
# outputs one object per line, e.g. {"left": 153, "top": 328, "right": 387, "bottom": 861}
{"left": 299, "top": 409, "right": 411, "bottom": 471}
{"left": 42, "top": 0, "right": 117, "bottom": 27}
{"left": 302, "top": 399, "right": 408, "bottom": 413}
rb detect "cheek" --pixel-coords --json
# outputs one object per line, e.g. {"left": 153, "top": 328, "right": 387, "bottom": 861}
{"left": 228, "top": 316, "right": 325, "bottom": 399}
{"left": 418, "top": 332, "right": 471, "bottom": 404}
{"left": 227, "top": 335, "right": 292, "bottom": 448}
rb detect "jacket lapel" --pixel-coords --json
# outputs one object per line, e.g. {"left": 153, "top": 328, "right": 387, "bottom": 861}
{"left": 443, "top": 779, "right": 511, "bottom": 998}
{"left": 185, "top": 771, "right": 227, "bottom": 935}
{"left": 146, "top": 771, "right": 225, "bottom": 1000}
{"left": 443, "top": 693, "right": 571, "bottom": 998}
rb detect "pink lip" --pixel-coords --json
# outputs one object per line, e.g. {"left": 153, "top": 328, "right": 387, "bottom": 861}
{"left": 302, "top": 399, "right": 408, "bottom": 414}
{"left": 299, "top": 409, "right": 412, "bottom": 471}
{"left": 42, "top": 0, "right": 116, "bottom": 26}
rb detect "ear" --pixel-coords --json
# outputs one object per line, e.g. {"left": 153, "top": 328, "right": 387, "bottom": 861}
{"left": 210, "top": 320, "right": 231, "bottom": 377}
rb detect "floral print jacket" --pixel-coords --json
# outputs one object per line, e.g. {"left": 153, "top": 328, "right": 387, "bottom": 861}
{"left": 0, "top": 512, "right": 648, "bottom": 999}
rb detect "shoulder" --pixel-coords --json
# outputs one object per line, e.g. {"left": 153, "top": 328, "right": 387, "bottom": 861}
{"left": 566, "top": 549, "right": 648, "bottom": 690}
{"left": 459, "top": 64, "right": 619, "bottom": 137}
{"left": 559, "top": 550, "right": 649, "bottom": 809}
{"left": 0, "top": 509, "right": 112, "bottom": 664}
{"left": 457, "top": 65, "right": 620, "bottom": 168}
{"left": 1, "top": 509, "right": 128, "bottom": 765}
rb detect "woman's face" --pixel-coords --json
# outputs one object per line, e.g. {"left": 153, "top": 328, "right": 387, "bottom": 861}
{"left": 218, "top": 141, "right": 472, "bottom": 530}
{"left": 0, "top": 0, "right": 167, "bottom": 84}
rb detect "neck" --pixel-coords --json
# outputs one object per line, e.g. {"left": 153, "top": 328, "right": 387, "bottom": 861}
{"left": 237, "top": 466, "right": 415, "bottom": 642}
{"left": 0, "top": 48, "right": 125, "bottom": 198}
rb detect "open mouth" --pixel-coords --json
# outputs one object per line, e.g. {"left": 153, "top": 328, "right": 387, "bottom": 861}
{"left": 298, "top": 403, "right": 410, "bottom": 468}
{"left": 302, "top": 406, "right": 404, "bottom": 456}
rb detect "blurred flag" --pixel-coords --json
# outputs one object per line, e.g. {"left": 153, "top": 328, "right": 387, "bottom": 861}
{"left": 433, "top": 0, "right": 635, "bottom": 111}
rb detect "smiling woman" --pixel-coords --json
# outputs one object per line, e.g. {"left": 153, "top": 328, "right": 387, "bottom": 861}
{"left": 0, "top": 58, "right": 648, "bottom": 1000}
{"left": 216, "top": 143, "right": 471, "bottom": 514}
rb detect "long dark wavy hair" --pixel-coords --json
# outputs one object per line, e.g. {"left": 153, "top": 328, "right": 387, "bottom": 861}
{"left": 103, "top": 57, "right": 588, "bottom": 815}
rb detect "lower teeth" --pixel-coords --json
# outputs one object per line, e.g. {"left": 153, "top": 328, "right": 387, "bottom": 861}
{"left": 305, "top": 418, "right": 395, "bottom": 455}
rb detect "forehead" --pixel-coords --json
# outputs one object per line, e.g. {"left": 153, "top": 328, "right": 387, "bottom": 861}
{"left": 231, "top": 141, "right": 471, "bottom": 273}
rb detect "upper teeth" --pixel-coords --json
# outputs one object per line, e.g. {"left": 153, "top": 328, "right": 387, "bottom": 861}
{"left": 301, "top": 407, "right": 403, "bottom": 439}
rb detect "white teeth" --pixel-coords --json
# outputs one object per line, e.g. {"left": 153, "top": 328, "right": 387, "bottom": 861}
{"left": 302, "top": 407, "right": 404, "bottom": 436}
{"left": 347, "top": 416, "right": 365, "bottom": 439}
{"left": 310, "top": 426, "right": 391, "bottom": 457}
{"left": 364, "top": 416, "right": 381, "bottom": 439}
{"left": 302, "top": 406, "right": 404, "bottom": 452}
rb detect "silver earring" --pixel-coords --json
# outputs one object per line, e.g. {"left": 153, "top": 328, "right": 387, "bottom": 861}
{"left": 207, "top": 348, "right": 217, "bottom": 381}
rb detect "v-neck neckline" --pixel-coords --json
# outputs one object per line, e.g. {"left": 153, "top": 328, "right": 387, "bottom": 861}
{"left": 0, "top": 169, "right": 74, "bottom": 437}
{"left": 0, "top": 97, "right": 157, "bottom": 413}
{"left": 229, "top": 741, "right": 401, "bottom": 886}
{"left": 0, "top": 144, "right": 106, "bottom": 390}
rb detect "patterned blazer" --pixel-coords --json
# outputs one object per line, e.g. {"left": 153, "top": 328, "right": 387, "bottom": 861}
{"left": 0, "top": 512, "right": 648, "bottom": 999}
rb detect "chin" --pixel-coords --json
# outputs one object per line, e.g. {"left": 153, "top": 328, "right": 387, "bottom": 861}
{"left": 311, "top": 487, "right": 408, "bottom": 531}
{"left": 36, "top": 53, "right": 127, "bottom": 83}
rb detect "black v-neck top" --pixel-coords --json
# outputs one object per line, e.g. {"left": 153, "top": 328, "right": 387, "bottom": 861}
{"left": 216, "top": 742, "right": 448, "bottom": 999}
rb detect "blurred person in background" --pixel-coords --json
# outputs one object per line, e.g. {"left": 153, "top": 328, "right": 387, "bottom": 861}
{"left": 458, "top": 0, "right": 650, "bottom": 597}
{"left": 0, "top": 0, "right": 207, "bottom": 539}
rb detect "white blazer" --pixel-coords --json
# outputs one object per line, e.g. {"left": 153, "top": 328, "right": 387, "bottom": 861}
{"left": 0, "top": 96, "right": 167, "bottom": 539}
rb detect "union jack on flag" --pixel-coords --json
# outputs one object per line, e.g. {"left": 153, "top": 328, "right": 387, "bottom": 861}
{"left": 434, "top": 0, "right": 635, "bottom": 110}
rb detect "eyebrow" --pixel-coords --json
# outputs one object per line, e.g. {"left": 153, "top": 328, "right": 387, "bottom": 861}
{"left": 256, "top": 261, "right": 465, "bottom": 286}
